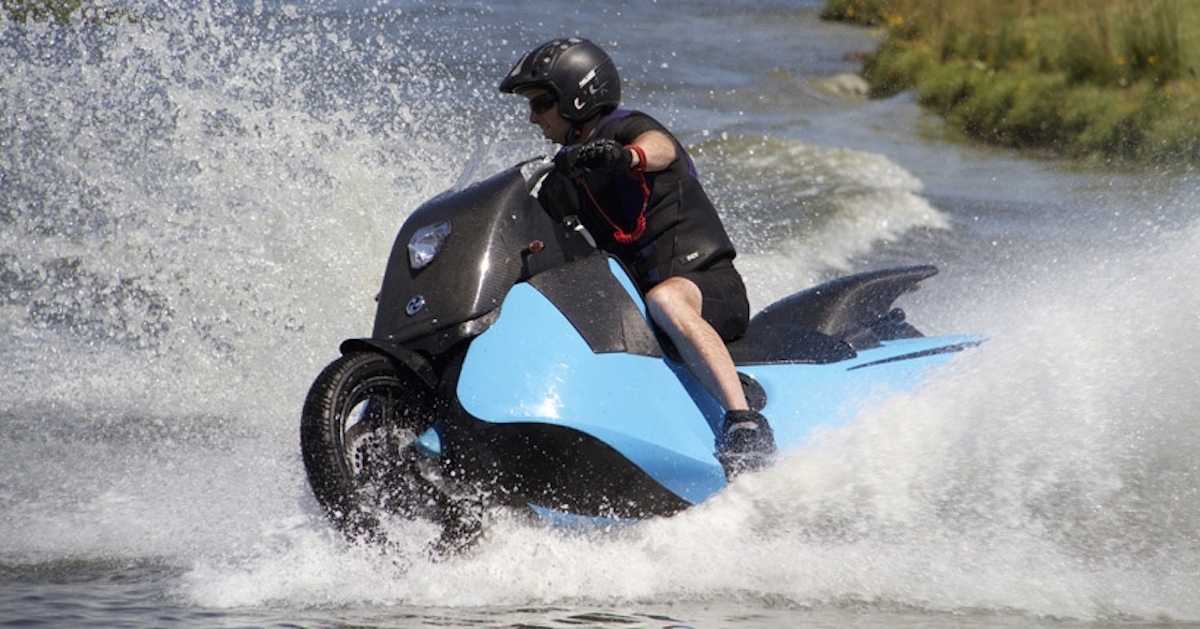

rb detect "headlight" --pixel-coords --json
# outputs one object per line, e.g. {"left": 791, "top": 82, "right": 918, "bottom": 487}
{"left": 407, "top": 220, "right": 451, "bottom": 270}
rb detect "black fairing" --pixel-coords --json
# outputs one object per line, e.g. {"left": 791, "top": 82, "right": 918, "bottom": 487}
{"left": 727, "top": 265, "right": 936, "bottom": 365}
{"left": 371, "top": 167, "right": 592, "bottom": 355}
{"left": 527, "top": 254, "right": 662, "bottom": 357}
{"left": 447, "top": 421, "right": 693, "bottom": 518}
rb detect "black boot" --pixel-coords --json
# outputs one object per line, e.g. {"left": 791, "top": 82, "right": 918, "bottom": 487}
{"left": 717, "top": 409, "right": 777, "bottom": 476}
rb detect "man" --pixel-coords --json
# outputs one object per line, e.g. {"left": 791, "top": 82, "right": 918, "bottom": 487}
{"left": 500, "top": 37, "right": 775, "bottom": 469}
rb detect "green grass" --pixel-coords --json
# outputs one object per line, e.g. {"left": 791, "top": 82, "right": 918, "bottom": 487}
{"left": 824, "top": 0, "right": 1200, "bottom": 163}
{"left": 3, "top": 0, "right": 129, "bottom": 24}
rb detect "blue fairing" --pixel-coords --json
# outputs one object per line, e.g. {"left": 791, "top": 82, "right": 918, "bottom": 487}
{"left": 740, "top": 335, "right": 981, "bottom": 450}
{"left": 456, "top": 263, "right": 728, "bottom": 505}
{"left": 456, "top": 259, "right": 982, "bottom": 507}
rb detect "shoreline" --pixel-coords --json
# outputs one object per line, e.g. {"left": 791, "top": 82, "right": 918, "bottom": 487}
{"left": 821, "top": 0, "right": 1200, "bottom": 166}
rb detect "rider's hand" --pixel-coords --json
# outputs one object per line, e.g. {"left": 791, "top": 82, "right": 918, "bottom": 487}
{"left": 554, "top": 139, "right": 633, "bottom": 178}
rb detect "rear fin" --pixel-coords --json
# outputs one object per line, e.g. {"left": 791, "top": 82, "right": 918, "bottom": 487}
{"left": 728, "top": 266, "right": 938, "bottom": 363}
{"left": 752, "top": 265, "right": 937, "bottom": 337}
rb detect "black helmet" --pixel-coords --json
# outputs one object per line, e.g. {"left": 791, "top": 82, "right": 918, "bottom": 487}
{"left": 499, "top": 37, "right": 621, "bottom": 124}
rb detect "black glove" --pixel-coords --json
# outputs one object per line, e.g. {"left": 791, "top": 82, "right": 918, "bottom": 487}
{"left": 554, "top": 139, "right": 633, "bottom": 178}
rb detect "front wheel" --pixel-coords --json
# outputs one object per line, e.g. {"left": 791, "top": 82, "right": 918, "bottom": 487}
{"left": 300, "top": 351, "right": 448, "bottom": 540}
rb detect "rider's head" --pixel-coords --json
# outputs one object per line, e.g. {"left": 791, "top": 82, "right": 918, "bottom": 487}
{"left": 500, "top": 37, "right": 621, "bottom": 145}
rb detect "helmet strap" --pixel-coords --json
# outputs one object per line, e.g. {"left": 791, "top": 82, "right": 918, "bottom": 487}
{"left": 566, "top": 115, "right": 603, "bottom": 146}
{"left": 566, "top": 123, "right": 585, "bottom": 145}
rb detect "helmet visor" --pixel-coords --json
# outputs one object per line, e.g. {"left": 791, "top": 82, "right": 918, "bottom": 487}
{"left": 528, "top": 92, "right": 557, "bottom": 115}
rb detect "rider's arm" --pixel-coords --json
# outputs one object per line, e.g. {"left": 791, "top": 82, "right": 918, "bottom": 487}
{"left": 628, "top": 130, "right": 677, "bottom": 173}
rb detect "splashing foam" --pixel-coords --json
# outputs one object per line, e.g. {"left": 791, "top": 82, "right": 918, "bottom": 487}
{"left": 696, "top": 135, "right": 950, "bottom": 309}
{"left": 0, "top": 1, "right": 488, "bottom": 421}
{"left": 0, "top": 0, "right": 494, "bottom": 564}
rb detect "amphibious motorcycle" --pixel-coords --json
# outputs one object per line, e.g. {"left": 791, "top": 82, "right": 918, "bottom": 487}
{"left": 300, "top": 153, "right": 982, "bottom": 547}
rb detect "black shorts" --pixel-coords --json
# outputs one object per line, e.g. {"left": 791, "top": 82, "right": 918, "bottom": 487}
{"left": 678, "top": 258, "right": 750, "bottom": 342}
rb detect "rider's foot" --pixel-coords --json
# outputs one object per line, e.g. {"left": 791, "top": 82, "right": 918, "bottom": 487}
{"left": 717, "top": 409, "right": 777, "bottom": 476}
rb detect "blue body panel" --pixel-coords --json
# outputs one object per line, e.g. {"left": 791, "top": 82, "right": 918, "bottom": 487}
{"left": 740, "top": 335, "right": 979, "bottom": 450}
{"left": 455, "top": 259, "right": 981, "bottom": 508}
{"left": 457, "top": 279, "right": 727, "bottom": 505}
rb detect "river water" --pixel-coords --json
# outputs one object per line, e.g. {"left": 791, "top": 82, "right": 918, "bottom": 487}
{"left": 2, "top": 0, "right": 1198, "bottom": 627}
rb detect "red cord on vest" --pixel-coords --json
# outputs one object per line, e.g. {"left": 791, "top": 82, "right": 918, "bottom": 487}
{"left": 578, "top": 144, "right": 650, "bottom": 244}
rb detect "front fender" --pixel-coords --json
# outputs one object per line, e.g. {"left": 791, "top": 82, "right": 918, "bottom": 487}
{"left": 339, "top": 338, "right": 437, "bottom": 388}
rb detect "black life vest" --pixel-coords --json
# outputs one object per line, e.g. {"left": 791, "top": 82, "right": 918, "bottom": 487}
{"left": 542, "top": 109, "right": 737, "bottom": 290}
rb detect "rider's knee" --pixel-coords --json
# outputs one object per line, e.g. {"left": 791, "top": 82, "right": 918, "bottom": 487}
{"left": 646, "top": 279, "right": 703, "bottom": 331}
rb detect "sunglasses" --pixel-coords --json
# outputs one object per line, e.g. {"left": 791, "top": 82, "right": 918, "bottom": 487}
{"left": 528, "top": 92, "right": 557, "bottom": 115}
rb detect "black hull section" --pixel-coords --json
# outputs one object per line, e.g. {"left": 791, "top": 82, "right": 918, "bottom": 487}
{"left": 442, "top": 416, "right": 692, "bottom": 520}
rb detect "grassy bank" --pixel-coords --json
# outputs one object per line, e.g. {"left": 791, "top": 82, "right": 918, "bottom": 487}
{"left": 823, "top": 0, "right": 1200, "bottom": 164}
{"left": 4, "top": 0, "right": 90, "bottom": 23}
{"left": 3, "top": 0, "right": 128, "bottom": 24}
